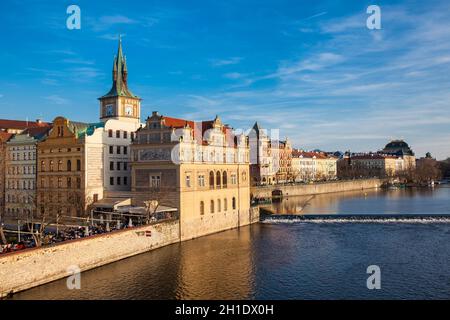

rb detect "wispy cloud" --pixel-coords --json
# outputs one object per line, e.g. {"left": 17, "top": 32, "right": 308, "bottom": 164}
{"left": 210, "top": 57, "right": 243, "bottom": 67}
{"left": 45, "top": 95, "right": 69, "bottom": 105}
{"left": 305, "top": 11, "right": 328, "bottom": 20}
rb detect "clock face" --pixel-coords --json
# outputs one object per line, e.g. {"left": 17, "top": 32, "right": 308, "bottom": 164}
{"left": 125, "top": 105, "right": 133, "bottom": 116}
{"left": 106, "top": 105, "right": 114, "bottom": 116}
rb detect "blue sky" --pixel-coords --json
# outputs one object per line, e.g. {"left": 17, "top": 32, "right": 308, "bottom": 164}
{"left": 0, "top": 0, "right": 449, "bottom": 159}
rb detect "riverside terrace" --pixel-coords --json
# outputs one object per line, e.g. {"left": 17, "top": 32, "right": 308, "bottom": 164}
{"left": 0, "top": 205, "right": 178, "bottom": 255}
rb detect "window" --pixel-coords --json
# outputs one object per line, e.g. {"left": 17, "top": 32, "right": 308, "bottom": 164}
{"left": 109, "top": 146, "right": 113, "bottom": 154}
{"left": 198, "top": 175, "right": 205, "bottom": 187}
{"left": 209, "top": 171, "right": 214, "bottom": 189}
{"left": 110, "top": 162, "right": 114, "bottom": 170}
{"left": 231, "top": 174, "right": 237, "bottom": 184}
{"left": 117, "top": 162, "right": 121, "bottom": 171}
{"left": 222, "top": 171, "right": 227, "bottom": 188}
{"left": 131, "top": 132, "right": 135, "bottom": 141}
{"left": 50, "top": 161, "right": 54, "bottom": 172}
{"left": 76, "top": 178, "right": 81, "bottom": 189}
{"left": 76, "top": 160, "right": 81, "bottom": 171}
{"left": 232, "top": 197, "right": 236, "bottom": 210}
{"left": 216, "top": 171, "right": 221, "bottom": 188}
{"left": 123, "top": 162, "right": 128, "bottom": 171}
{"left": 124, "top": 131, "right": 128, "bottom": 139}
{"left": 67, "top": 177, "right": 72, "bottom": 188}
{"left": 150, "top": 175, "right": 161, "bottom": 188}
{"left": 210, "top": 200, "right": 214, "bottom": 214}
{"left": 58, "top": 160, "right": 63, "bottom": 171}
{"left": 117, "top": 177, "right": 121, "bottom": 185}
{"left": 58, "top": 177, "right": 62, "bottom": 188}
{"left": 242, "top": 171, "right": 247, "bottom": 181}
{"left": 124, "top": 177, "right": 128, "bottom": 185}
{"left": 110, "top": 177, "right": 114, "bottom": 185}
{"left": 117, "top": 146, "right": 121, "bottom": 154}
{"left": 67, "top": 160, "right": 72, "bottom": 171}
{"left": 224, "top": 198, "right": 228, "bottom": 211}
{"left": 108, "top": 130, "right": 113, "bottom": 138}
{"left": 116, "top": 130, "right": 121, "bottom": 138}
{"left": 186, "top": 175, "right": 191, "bottom": 187}
{"left": 218, "top": 199, "right": 221, "bottom": 212}
{"left": 200, "top": 201, "right": 204, "bottom": 215}
{"left": 124, "top": 146, "right": 128, "bottom": 155}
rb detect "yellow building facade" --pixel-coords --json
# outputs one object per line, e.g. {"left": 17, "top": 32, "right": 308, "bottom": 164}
{"left": 131, "top": 112, "right": 252, "bottom": 240}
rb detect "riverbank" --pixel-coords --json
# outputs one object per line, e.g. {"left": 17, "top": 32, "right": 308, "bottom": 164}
{"left": 251, "top": 178, "right": 382, "bottom": 200}
{"left": 0, "top": 206, "right": 260, "bottom": 298}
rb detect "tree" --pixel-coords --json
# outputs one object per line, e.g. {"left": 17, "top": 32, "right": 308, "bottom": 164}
{"left": 144, "top": 186, "right": 172, "bottom": 223}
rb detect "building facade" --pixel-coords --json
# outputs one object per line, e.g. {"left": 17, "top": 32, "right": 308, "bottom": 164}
{"left": 37, "top": 117, "right": 104, "bottom": 217}
{"left": 0, "top": 133, "right": 13, "bottom": 217}
{"left": 131, "top": 112, "right": 250, "bottom": 240}
{"left": 248, "top": 122, "right": 275, "bottom": 185}
{"left": 273, "top": 139, "right": 292, "bottom": 183}
{"left": 291, "top": 150, "right": 337, "bottom": 181}
{"left": 4, "top": 127, "right": 51, "bottom": 219}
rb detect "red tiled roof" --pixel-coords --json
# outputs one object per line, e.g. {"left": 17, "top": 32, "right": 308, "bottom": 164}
{"left": 351, "top": 154, "right": 398, "bottom": 160}
{"left": 0, "top": 119, "right": 51, "bottom": 130}
{"left": 292, "top": 150, "right": 329, "bottom": 159}
{"left": 0, "top": 132, "right": 13, "bottom": 142}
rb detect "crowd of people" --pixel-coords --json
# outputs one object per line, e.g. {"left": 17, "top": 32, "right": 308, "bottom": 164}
{"left": 0, "top": 219, "right": 136, "bottom": 255}
{"left": 0, "top": 242, "right": 27, "bottom": 254}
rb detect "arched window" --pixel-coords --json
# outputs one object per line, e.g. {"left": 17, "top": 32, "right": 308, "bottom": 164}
{"left": 67, "top": 160, "right": 72, "bottom": 172}
{"left": 58, "top": 160, "right": 63, "bottom": 171}
{"left": 222, "top": 171, "right": 227, "bottom": 188}
{"left": 200, "top": 201, "right": 204, "bottom": 215}
{"left": 232, "top": 197, "right": 236, "bottom": 210}
{"left": 209, "top": 171, "right": 215, "bottom": 189}
{"left": 216, "top": 171, "right": 221, "bottom": 188}
{"left": 41, "top": 161, "right": 45, "bottom": 172}
{"left": 49, "top": 160, "right": 54, "bottom": 172}
{"left": 77, "top": 159, "right": 81, "bottom": 171}
{"left": 224, "top": 198, "right": 228, "bottom": 211}
{"left": 217, "top": 199, "right": 221, "bottom": 212}
{"left": 210, "top": 200, "right": 214, "bottom": 213}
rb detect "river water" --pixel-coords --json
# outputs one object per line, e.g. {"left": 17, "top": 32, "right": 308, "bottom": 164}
{"left": 11, "top": 187, "right": 450, "bottom": 300}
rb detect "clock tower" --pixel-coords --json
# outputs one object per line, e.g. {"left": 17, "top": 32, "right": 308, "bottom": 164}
{"left": 99, "top": 36, "right": 141, "bottom": 123}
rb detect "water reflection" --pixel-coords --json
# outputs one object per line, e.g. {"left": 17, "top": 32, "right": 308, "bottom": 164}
{"left": 265, "top": 187, "right": 450, "bottom": 215}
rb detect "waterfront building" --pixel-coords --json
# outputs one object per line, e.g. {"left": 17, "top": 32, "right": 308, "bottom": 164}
{"left": 342, "top": 153, "right": 402, "bottom": 177}
{"left": 272, "top": 139, "right": 292, "bottom": 183}
{"left": 248, "top": 122, "right": 275, "bottom": 185}
{"left": 0, "top": 132, "right": 13, "bottom": 217}
{"left": 130, "top": 112, "right": 251, "bottom": 240}
{"left": 291, "top": 150, "right": 316, "bottom": 182}
{"left": 4, "top": 127, "right": 51, "bottom": 219}
{"left": 291, "top": 150, "right": 337, "bottom": 181}
{"left": 379, "top": 140, "right": 416, "bottom": 169}
{"left": 99, "top": 37, "right": 141, "bottom": 193}
{"left": 36, "top": 117, "right": 104, "bottom": 217}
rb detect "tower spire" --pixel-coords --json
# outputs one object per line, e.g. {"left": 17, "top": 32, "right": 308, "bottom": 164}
{"left": 100, "top": 36, "right": 137, "bottom": 99}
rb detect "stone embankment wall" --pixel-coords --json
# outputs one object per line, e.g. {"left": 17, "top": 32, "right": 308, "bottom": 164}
{"left": 0, "top": 206, "right": 261, "bottom": 298}
{"left": 251, "top": 178, "right": 383, "bottom": 199}
{"left": 181, "top": 207, "right": 260, "bottom": 240}
{"left": 0, "top": 219, "right": 180, "bottom": 298}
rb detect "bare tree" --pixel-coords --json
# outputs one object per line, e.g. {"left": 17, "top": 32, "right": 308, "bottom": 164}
{"left": 144, "top": 186, "right": 172, "bottom": 223}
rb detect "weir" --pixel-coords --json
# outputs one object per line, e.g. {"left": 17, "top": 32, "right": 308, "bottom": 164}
{"left": 261, "top": 213, "right": 450, "bottom": 223}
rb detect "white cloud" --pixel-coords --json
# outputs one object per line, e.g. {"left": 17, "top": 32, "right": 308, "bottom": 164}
{"left": 45, "top": 95, "right": 69, "bottom": 105}
{"left": 210, "top": 57, "right": 243, "bottom": 67}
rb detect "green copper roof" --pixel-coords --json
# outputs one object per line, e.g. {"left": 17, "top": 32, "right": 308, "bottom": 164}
{"left": 69, "top": 121, "right": 105, "bottom": 138}
{"left": 101, "top": 36, "right": 138, "bottom": 99}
